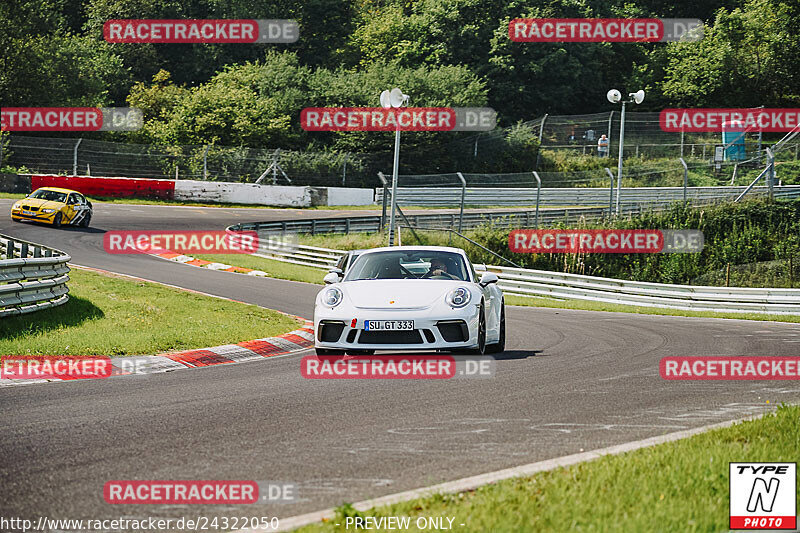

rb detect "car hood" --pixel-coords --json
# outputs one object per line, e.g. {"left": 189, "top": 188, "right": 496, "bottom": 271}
{"left": 19, "top": 199, "right": 64, "bottom": 210}
{"left": 342, "top": 279, "right": 469, "bottom": 309}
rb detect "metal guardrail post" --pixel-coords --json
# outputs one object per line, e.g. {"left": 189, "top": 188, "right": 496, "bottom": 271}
{"left": 73, "top": 138, "right": 82, "bottom": 176}
{"left": 531, "top": 171, "right": 541, "bottom": 228}
{"left": 605, "top": 168, "right": 614, "bottom": 216}
{"left": 679, "top": 157, "right": 688, "bottom": 203}
{"left": 456, "top": 172, "right": 467, "bottom": 233}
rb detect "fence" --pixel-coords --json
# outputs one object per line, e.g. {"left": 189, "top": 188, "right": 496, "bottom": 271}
{"left": 0, "top": 235, "right": 71, "bottom": 317}
{"left": 4, "top": 114, "right": 798, "bottom": 187}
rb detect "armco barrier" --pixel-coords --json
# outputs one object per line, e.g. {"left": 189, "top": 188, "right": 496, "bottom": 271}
{"left": 0, "top": 235, "right": 71, "bottom": 317}
{"left": 242, "top": 243, "right": 800, "bottom": 315}
{"left": 375, "top": 185, "right": 800, "bottom": 207}
{"left": 488, "top": 265, "right": 800, "bottom": 315}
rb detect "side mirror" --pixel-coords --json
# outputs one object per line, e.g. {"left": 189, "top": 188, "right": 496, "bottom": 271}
{"left": 479, "top": 272, "right": 498, "bottom": 287}
{"left": 324, "top": 269, "right": 343, "bottom": 284}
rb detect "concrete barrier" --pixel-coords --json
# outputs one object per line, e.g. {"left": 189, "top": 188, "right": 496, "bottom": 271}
{"left": 174, "top": 180, "right": 312, "bottom": 207}
{"left": 31, "top": 175, "right": 175, "bottom": 199}
{"left": 325, "top": 187, "right": 375, "bottom": 206}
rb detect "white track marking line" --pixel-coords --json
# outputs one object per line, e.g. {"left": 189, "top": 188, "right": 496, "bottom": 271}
{"left": 237, "top": 411, "right": 784, "bottom": 533}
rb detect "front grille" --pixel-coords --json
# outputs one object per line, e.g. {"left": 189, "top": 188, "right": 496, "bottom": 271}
{"left": 358, "top": 330, "right": 423, "bottom": 344}
{"left": 318, "top": 321, "right": 345, "bottom": 342}
{"left": 22, "top": 205, "right": 39, "bottom": 211}
{"left": 437, "top": 320, "right": 469, "bottom": 342}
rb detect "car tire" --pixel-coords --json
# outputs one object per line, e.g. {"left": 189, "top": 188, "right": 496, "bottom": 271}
{"left": 486, "top": 302, "right": 505, "bottom": 354}
{"left": 315, "top": 348, "right": 345, "bottom": 355}
{"left": 79, "top": 213, "right": 91, "bottom": 228}
{"left": 52, "top": 213, "right": 63, "bottom": 228}
{"left": 463, "top": 303, "right": 487, "bottom": 355}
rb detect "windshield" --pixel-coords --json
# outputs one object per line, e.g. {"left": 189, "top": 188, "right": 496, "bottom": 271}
{"left": 344, "top": 250, "right": 470, "bottom": 282}
{"left": 29, "top": 189, "right": 67, "bottom": 203}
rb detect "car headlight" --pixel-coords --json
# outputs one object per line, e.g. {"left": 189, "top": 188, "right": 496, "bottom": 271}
{"left": 322, "top": 287, "right": 343, "bottom": 307}
{"left": 446, "top": 287, "right": 472, "bottom": 308}
{"left": 41, "top": 209, "right": 56, "bottom": 214}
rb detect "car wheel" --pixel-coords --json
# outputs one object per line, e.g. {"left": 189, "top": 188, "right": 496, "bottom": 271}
{"left": 52, "top": 212, "right": 63, "bottom": 228}
{"left": 486, "top": 302, "right": 505, "bottom": 354}
{"left": 315, "top": 348, "right": 345, "bottom": 355}
{"left": 79, "top": 213, "right": 91, "bottom": 228}
{"left": 464, "top": 303, "right": 487, "bottom": 355}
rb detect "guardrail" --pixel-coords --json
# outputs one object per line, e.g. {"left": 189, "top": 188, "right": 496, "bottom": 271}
{"left": 252, "top": 242, "right": 341, "bottom": 270}
{"left": 375, "top": 185, "right": 800, "bottom": 207}
{"left": 0, "top": 235, "right": 71, "bottom": 317}
{"left": 243, "top": 242, "right": 800, "bottom": 315}
{"left": 488, "top": 265, "right": 800, "bottom": 315}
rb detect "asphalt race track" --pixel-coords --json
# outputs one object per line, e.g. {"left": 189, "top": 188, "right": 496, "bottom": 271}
{"left": 2, "top": 199, "right": 800, "bottom": 525}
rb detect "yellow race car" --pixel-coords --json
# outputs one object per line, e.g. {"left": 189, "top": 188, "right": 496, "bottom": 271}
{"left": 11, "top": 187, "right": 93, "bottom": 228}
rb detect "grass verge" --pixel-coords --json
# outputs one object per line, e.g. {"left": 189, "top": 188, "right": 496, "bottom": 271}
{"left": 505, "top": 294, "right": 800, "bottom": 323}
{"left": 296, "top": 404, "right": 799, "bottom": 532}
{"left": 193, "top": 254, "right": 325, "bottom": 285}
{"left": 0, "top": 267, "right": 300, "bottom": 355}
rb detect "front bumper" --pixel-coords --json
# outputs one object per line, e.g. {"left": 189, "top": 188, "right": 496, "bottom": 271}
{"left": 314, "top": 305, "right": 481, "bottom": 351}
{"left": 11, "top": 209, "right": 57, "bottom": 224}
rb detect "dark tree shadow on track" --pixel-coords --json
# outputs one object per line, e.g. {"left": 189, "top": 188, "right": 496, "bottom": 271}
{"left": 0, "top": 296, "right": 104, "bottom": 340}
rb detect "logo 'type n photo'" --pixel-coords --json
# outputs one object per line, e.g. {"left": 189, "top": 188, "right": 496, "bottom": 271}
{"left": 730, "top": 463, "right": 797, "bottom": 530}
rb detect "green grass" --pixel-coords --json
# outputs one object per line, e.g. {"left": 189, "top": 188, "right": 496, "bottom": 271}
{"left": 193, "top": 254, "right": 326, "bottom": 285}
{"left": 505, "top": 294, "right": 800, "bottom": 323}
{"left": 0, "top": 268, "right": 300, "bottom": 355}
{"left": 297, "top": 404, "right": 800, "bottom": 533}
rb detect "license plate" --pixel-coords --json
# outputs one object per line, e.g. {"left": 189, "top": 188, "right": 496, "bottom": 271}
{"left": 22, "top": 210, "right": 34, "bottom": 216}
{"left": 365, "top": 320, "right": 414, "bottom": 331}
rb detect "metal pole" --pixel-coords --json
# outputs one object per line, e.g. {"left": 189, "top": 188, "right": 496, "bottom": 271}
{"left": 606, "top": 111, "right": 614, "bottom": 158}
{"left": 388, "top": 128, "right": 401, "bottom": 246}
{"left": 616, "top": 101, "right": 626, "bottom": 215}
{"left": 531, "top": 171, "right": 541, "bottom": 227}
{"left": 342, "top": 153, "right": 349, "bottom": 186}
{"left": 767, "top": 147, "right": 774, "bottom": 201}
{"left": 679, "top": 157, "right": 688, "bottom": 203}
{"left": 203, "top": 144, "right": 209, "bottom": 180}
{"left": 73, "top": 138, "right": 83, "bottom": 176}
{"left": 456, "top": 172, "right": 467, "bottom": 233}
{"left": 535, "top": 114, "right": 548, "bottom": 169}
{"left": 605, "top": 168, "right": 615, "bottom": 216}
{"left": 378, "top": 172, "right": 388, "bottom": 232}
{"left": 680, "top": 129, "right": 684, "bottom": 158}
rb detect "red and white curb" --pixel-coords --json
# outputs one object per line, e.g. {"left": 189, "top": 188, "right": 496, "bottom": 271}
{"left": 0, "top": 320, "right": 313, "bottom": 387}
{"left": 152, "top": 251, "right": 270, "bottom": 277}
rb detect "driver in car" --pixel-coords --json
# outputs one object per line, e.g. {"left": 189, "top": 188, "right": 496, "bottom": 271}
{"left": 423, "top": 258, "right": 458, "bottom": 279}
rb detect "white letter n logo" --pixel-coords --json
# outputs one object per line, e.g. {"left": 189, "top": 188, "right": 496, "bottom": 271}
{"left": 747, "top": 477, "right": 780, "bottom": 512}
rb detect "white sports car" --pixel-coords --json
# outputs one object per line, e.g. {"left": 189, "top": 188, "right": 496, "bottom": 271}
{"left": 314, "top": 246, "right": 505, "bottom": 355}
